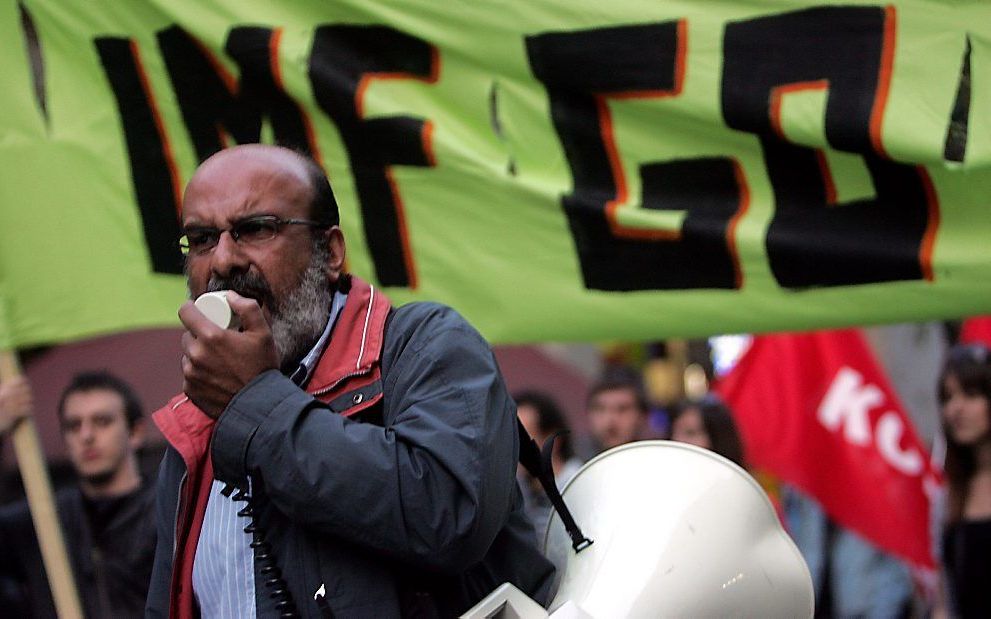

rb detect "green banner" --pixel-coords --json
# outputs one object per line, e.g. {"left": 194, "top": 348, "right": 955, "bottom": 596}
{"left": 1, "top": 0, "right": 989, "bottom": 347}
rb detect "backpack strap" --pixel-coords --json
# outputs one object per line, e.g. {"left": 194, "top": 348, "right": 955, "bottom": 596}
{"left": 516, "top": 419, "right": 593, "bottom": 553}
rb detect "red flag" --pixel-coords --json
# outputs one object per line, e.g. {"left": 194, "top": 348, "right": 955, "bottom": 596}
{"left": 960, "top": 316, "right": 991, "bottom": 347}
{"left": 715, "top": 329, "right": 941, "bottom": 569}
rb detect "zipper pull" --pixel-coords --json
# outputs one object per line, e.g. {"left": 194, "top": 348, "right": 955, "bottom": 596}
{"left": 314, "top": 583, "right": 335, "bottom": 618}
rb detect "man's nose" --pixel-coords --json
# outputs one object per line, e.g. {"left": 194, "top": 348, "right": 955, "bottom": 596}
{"left": 210, "top": 230, "right": 249, "bottom": 278}
{"left": 79, "top": 421, "right": 96, "bottom": 442}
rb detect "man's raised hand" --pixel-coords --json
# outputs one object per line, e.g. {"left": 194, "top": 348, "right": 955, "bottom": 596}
{"left": 179, "top": 291, "right": 279, "bottom": 419}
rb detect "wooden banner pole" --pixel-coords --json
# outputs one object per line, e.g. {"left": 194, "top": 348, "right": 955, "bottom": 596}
{"left": 0, "top": 350, "right": 84, "bottom": 619}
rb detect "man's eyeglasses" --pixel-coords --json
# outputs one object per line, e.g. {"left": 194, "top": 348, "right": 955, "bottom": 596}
{"left": 178, "top": 215, "right": 331, "bottom": 256}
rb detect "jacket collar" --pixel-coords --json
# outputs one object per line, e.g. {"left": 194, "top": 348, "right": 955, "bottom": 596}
{"left": 153, "top": 395, "right": 214, "bottom": 473}
{"left": 306, "top": 274, "right": 391, "bottom": 395}
{"left": 153, "top": 274, "right": 392, "bottom": 462}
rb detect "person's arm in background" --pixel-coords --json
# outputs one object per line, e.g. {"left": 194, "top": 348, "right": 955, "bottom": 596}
{"left": 0, "top": 376, "right": 32, "bottom": 435}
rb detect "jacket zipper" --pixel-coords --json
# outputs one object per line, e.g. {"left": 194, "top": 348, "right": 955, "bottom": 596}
{"left": 172, "top": 472, "right": 188, "bottom": 559}
{"left": 310, "top": 366, "right": 370, "bottom": 398}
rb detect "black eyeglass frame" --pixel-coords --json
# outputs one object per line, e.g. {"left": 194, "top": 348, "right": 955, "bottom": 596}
{"left": 178, "top": 215, "right": 331, "bottom": 255}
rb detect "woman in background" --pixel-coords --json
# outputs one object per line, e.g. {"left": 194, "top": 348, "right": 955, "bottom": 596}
{"left": 669, "top": 397, "right": 746, "bottom": 468}
{"left": 938, "top": 343, "right": 991, "bottom": 618}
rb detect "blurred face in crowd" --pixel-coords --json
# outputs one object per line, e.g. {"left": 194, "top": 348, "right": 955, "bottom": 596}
{"left": 61, "top": 389, "right": 142, "bottom": 487}
{"left": 942, "top": 372, "right": 991, "bottom": 447}
{"left": 517, "top": 403, "right": 545, "bottom": 481}
{"left": 182, "top": 146, "right": 345, "bottom": 369}
{"left": 587, "top": 387, "right": 645, "bottom": 450}
{"left": 518, "top": 403, "right": 545, "bottom": 445}
{"left": 671, "top": 406, "right": 712, "bottom": 450}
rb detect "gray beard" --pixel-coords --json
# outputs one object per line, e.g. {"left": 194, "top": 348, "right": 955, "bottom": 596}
{"left": 197, "top": 244, "right": 333, "bottom": 372}
{"left": 269, "top": 249, "right": 333, "bottom": 372}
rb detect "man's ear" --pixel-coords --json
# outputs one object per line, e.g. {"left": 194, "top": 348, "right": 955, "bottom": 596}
{"left": 128, "top": 418, "right": 147, "bottom": 451}
{"left": 325, "top": 226, "right": 346, "bottom": 283}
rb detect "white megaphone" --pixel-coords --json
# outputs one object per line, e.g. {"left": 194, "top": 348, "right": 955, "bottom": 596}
{"left": 462, "top": 440, "right": 814, "bottom": 618}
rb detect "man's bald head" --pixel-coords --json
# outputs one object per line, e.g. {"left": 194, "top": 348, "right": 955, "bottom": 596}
{"left": 186, "top": 145, "right": 339, "bottom": 227}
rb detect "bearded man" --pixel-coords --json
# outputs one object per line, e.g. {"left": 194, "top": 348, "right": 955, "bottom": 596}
{"left": 145, "top": 145, "right": 555, "bottom": 618}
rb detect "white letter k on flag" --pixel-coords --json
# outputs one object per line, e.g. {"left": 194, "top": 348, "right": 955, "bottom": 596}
{"left": 817, "top": 366, "right": 883, "bottom": 446}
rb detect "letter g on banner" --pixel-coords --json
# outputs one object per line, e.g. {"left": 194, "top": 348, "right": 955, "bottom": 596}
{"left": 526, "top": 22, "right": 749, "bottom": 292}
{"left": 721, "top": 5, "right": 940, "bottom": 289}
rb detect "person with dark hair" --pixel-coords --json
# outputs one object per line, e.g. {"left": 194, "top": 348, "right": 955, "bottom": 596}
{"left": 0, "top": 370, "right": 156, "bottom": 618}
{"left": 147, "top": 145, "right": 553, "bottom": 617}
{"left": 515, "top": 391, "right": 583, "bottom": 538}
{"left": 583, "top": 368, "right": 650, "bottom": 457}
{"left": 936, "top": 343, "right": 991, "bottom": 618}
{"left": 669, "top": 397, "right": 746, "bottom": 467}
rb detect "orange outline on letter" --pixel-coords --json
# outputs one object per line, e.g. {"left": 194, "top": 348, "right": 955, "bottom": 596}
{"left": 130, "top": 39, "right": 183, "bottom": 215}
{"left": 597, "top": 18, "right": 688, "bottom": 242}
{"left": 352, "top": 47, "right": 441, "bottom": 290}
{"left": 269, "top": 28, "right": 325, "bottom": 168}
{"left": 870, "top": 5, "right": 896, "bottom": 158}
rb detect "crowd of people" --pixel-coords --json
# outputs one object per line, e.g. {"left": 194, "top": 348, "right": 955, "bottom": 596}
{"left": 0, "top": 336, "right": 989, "bottom": 617}
{"left": 0, "top": 144, "right": 986, "bottom": 617}
{"left": 512, "top": 339, "right": 991, "bottom": 619}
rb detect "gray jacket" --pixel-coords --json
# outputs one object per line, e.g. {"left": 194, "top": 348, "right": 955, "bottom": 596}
{"left": 147, "top": 286, "right": 555, "bottom": 617}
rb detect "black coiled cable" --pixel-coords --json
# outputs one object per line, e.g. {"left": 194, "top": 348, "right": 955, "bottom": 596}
{"left": 228, "top": 483, "right": 300, "bottom": 618}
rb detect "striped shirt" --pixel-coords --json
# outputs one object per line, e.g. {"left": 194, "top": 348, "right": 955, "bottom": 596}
{"left": 192, "top": 479, "right": 257, "bottom": 618}
{"left": 191, "top": 291, "right": 347, "bottom": 616}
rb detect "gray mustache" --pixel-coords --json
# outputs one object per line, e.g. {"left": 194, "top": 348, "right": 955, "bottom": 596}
{"left": 207, "top": 273, "right": 276, "bottom": 311}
